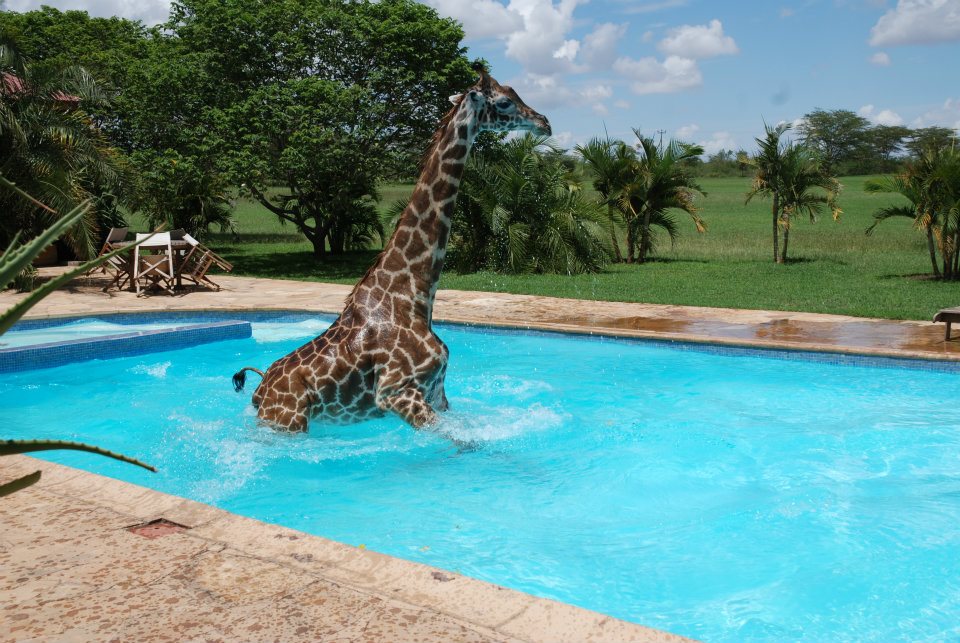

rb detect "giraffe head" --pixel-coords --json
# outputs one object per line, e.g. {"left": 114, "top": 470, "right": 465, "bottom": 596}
{"left": 452, "top": 69, "right": 551, "bottom": 136}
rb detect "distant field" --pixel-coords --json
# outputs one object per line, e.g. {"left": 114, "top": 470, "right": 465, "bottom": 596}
{"left": 171, "top": 177, "right": 958, "bottom": 321}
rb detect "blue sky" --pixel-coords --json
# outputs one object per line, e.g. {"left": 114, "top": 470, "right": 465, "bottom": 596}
{"left": 8, "top": 0, "right": 960, "bottom": 153}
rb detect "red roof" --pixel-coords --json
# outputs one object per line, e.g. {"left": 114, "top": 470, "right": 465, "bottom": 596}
{"left": 1, "top": 72, "right": 80, "bottom": 106}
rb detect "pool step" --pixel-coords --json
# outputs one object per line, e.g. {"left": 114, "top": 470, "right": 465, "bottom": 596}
{"left": 0, "top": 321, "right": 252, "bottom": 373}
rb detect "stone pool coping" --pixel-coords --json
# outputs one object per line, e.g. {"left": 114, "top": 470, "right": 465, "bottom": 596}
{"left": 2, "top": 270, "right": 958, "bottom": 641}
{"left": 0, "top": 455, "right": 686, "bottom": 642}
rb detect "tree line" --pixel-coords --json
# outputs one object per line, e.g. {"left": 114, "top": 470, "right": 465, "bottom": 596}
{"left": 2, "top": 2, "right": 959, "bottom": 283}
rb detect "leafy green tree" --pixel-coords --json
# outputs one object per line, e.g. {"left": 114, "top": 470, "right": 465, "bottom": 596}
{"left": 866, "top": 145, "right": 960, "bottom": 279}
{"left": 905, "top": 127, "right": 958, "bottom": 158}
{"left": 127, "top": 149, "right": 233, "bottom": 238}
{"left": 448, "top": 135, "right": 609, "bottom": 274}
{"left": 862, "top": 125, "right": 910, "bottom": 173}
{"left": 158, "top": 0, "right": 474, "bottom": 257}
{"left": 747, "top": 123, "right": 841, "bottom": 264}
{"left": 620, "top": 132, "right": 706, "bottom": 264}
{"left": 797, "top": 109, "right": 870, "bottom": 175}
{"left": 575, "top": 137, "right": 636, "bottom": 262}
{"left": 0, "top": 36, "right": 131, "bottom": 258}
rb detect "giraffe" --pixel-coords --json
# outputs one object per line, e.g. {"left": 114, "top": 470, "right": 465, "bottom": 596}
{"left": 232, "top": 69, "right": 551, "bottom": 432}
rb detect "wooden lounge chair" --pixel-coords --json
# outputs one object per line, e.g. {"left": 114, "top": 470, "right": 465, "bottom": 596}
{"left": 98, "top": 227, "right": 128, "bottom": 256}
{"left": 179, "top": 233, "right": 232, "bottom": 291}
{"left": 934, "top": 307, "right": 960, "bottom": 341}
{"left": 133, "top": 232, "right": 175, "bottom": 295}
{"left": 101, "top": 252, "right": 133, "bottom": 292}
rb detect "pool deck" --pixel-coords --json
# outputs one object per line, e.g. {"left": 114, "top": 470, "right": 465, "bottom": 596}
{"left": 2, "top": 270, "right": 958, "bottom": 642}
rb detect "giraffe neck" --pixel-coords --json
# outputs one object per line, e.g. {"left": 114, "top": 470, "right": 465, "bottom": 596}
{"left": 363, "top": 102, "right": 477, "bottom": 324}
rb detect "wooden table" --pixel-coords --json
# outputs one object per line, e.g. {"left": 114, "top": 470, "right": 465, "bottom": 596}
{"left": 934, "top": 306, "right": 960, "bottom": 341}
{"left": 113, "top": 239, "right": 193, "bottom": 290}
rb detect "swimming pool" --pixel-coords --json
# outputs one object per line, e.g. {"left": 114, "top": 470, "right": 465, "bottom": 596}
{"left": 0, "top": 318, "right": 188, "bottom": 348}
{"left": 3, "top": 312, "right": 959, "bottom": 642}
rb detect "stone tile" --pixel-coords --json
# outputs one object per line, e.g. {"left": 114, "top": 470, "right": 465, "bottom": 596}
{"left": 498, "top": 600, "right": 689, "bottom": 643}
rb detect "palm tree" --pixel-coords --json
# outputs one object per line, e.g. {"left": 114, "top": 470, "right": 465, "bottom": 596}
{"left": 746, "top": 123, "right": 841, "bottom": 264}
{"left": 0, "top": 36, "right": 130, "bottom": 258}
{"left": 867, "top": 145, "right": 960, "bottom": 279}
{"left": 449, "top": 134, "right": 610, "bottom": 274}
{"left": 575, "top": 137, "right": 635, "bottom": 262}
{"left": 620, "top": 131, "right": 706, "bottom": 264}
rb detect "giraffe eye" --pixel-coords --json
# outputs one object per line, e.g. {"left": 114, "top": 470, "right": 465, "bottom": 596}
{"left": 496, "top": 98, "right": 512, "bottom": 110}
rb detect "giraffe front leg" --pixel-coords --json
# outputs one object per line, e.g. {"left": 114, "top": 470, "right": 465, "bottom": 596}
{"left": 378, "top": 387, "right": 438, "bottom": 428}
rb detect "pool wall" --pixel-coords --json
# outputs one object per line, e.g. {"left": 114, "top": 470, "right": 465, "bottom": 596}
{"left": 7, "top": 309, "right": 960, "bottom": 374}
{"left": 0, "top": 320, "right": 252, "bottom": 373}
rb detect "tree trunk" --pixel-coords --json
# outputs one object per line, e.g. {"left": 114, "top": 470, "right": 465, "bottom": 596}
{"left": 772, "top": 194, "right": 780, "bottom": 264}
{"left": 608, "top": 205, "right": 623, "bottom": 263}
{"left": 637, "top": 209, "right": 652, "bottom": 264}
{"left": 329, "top": 227, "right": 345, "bottom": 255}
{"left": 779, "top": 214, "right": 790, "bottom": 264}
{"left": 310, "top": 236, "right": 325, "bottom": 259}
{"left": 626, "top": 223, "right": 635, "bottom": 263}
{"left": 926, "top": 226, "right": 942, "bottom": 279}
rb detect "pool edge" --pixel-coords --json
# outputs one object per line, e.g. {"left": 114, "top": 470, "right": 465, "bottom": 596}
{"left": 17, "top": 306, "right": 960, "bottom": 366}
{"left": 1, "top": 454, "right": 692, "bottom": 643}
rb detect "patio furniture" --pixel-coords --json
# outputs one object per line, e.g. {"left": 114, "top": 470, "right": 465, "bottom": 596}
{"left": 97, "top": 227, "right": 128, "bottom": 255}
{"left": 133, "top": 232, "right": 175, "bottom": 295}
{"left": 93, "top": 227, "right": 130, "bottom": 291}
{"left": 179, "top": 234, "right": 233, "bottom": 291}
{"left": 934, "top": 306, "right": 960, "bottom": 341}
{"left": 101, "top": 252, "right": 133, "bottom": 292}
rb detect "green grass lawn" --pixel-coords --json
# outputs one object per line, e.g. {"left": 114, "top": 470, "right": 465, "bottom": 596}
{"left": 185, "top": 177, "right": 958, "bottom": 321}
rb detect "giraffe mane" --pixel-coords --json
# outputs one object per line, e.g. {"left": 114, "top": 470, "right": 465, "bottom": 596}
{"left": 418, "top": 93, "right": 467, "bottom": 173}
{"left": 342, "top": 91, "right": 470, "bottom": 313}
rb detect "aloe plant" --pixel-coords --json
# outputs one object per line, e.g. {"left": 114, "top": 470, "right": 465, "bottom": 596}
{"left": 1, "top": 174, "right": 156, "bottom": 496}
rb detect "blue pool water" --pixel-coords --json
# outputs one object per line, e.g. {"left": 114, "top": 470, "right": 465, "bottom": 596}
{"left": 2, "top": 313, "right": 960, "bottom": 642}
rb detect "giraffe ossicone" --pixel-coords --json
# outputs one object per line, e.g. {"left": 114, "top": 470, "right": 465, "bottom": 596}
{"left": 232, "top": 69, "right": 551, "bottom": 432}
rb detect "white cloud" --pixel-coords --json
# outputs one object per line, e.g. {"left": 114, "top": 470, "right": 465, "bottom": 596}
{"left": 504, "top": 0, "right": 584, "bottom": 75}
{"left": 614, "top": 99, "right": 631, "bottom": 109}
{"left": 869, "top": 0, "right": 960, "bottom": 46}
{"left": 581, "top": 84, "right": 613, "bottom": 115}
{"left": 699, "top": 131, "right": 738, "bottom": 155}
{"left": 911, "top": 97, "right": 960, "bottom": 129}
{"left": 858, "top": 104, "right": 905, "bottom": 126}
{"left": 552, "top": 130, "right": 575, "bottom": 147}
{"left": 510, "top": 72, "right": 576, "bottom": 109}
{"left": 580, "top": 22, "right": 628, "bottom": 69}
{"left": 7, "top": 0, "right": 170, "bottom": 24}
{"left": 422, "top": 1, "right": 523, "bottom": 40}
{"left": 657, "top": 19, "right": 739, "bottom": 58}
{"left": 675, "top": 123, "right": 700, "bottom": 139}
{"left": 553, "top": 39, "right": 581, "bottom": 61}
{"left": 869, "top": 51, "right": 892, "bottom": 65}
{"left": 613, "top": 55, "right": 702, "bottom": 94}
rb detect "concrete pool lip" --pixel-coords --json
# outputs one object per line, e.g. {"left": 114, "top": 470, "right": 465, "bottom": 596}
{"left": 0, "top": 454, "right": 690, "bottom": 642}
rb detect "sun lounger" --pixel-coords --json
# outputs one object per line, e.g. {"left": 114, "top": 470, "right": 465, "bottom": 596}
{"left": 934, "top": 307, "right": 960, "bottom": 341}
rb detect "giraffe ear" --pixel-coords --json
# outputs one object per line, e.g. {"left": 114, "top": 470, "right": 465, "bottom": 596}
{"left": 448, "top": 94, "right": 462, "bottom": 105}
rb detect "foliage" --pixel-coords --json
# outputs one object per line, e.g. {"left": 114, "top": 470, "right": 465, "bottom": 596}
{"left": 192, "top": 177, "right": 957, "bottom": 320}
{"left": 577, "top": 132, "right": 706, "bottom": 264}
{"left": 152, "top": 0, "right": 475, "bottom": 258}
{"left": 128, "top": 149, "right": 234, "bottom": 238}
{"left": 0, "top": 35, "right": 132, "bottom": 259}
{"left": 797, "top": 109, "right": 871, "bottom": 175}
{"left": 620, "top": 132, "right": 706, "bottom": 264}
{"left": 0, "top": 178, "right": 155, "bottom": 496}
{"left": 866, "top": 144, "right": 960, "bottom": 279}
{"left": 446, "top": 134, "right": 609, "bottom": 274}
{"left": 747, "top": 123, "right": 842, "bottom": 264}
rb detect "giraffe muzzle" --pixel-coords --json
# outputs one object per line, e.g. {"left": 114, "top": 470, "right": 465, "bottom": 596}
{"left": 532, "top": 115, "right": 552, "bottom": 137}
